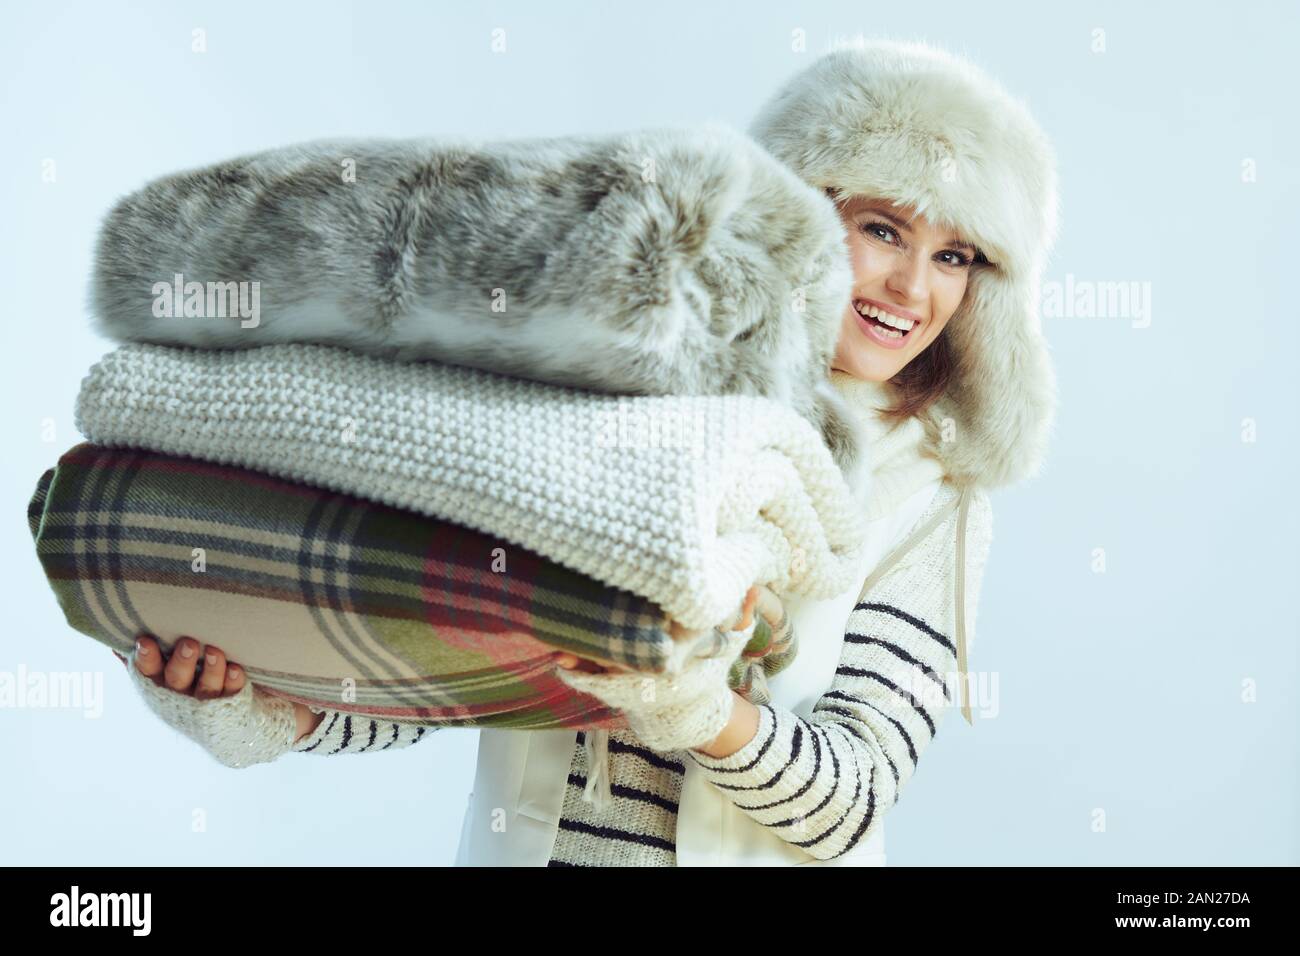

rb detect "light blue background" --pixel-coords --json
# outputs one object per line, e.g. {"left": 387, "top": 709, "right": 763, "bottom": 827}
{"left": 2, "top": 0, "right": 1295, "bottom": 866}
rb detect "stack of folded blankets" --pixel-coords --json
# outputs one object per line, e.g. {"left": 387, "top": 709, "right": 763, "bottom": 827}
{"left": 29, "top": 126, "right": 871, "bottom": 731}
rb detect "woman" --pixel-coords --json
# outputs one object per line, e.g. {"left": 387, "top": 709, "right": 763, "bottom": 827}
{"left": 125, "top": 37, "right": 1059, "bottom": 867}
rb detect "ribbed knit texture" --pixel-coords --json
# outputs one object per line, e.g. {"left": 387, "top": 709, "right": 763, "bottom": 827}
{"left": 125, "top": 656, "right": 302, "bottom": 769}
{"left": 75, "top": 343, "right": 869, "bottom": 632}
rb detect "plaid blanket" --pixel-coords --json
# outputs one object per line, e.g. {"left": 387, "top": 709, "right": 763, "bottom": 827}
{"left": 30, "top": 444, "right": 767, "bottom": 730}
{"left": 75, "top": 343, "right": 870, "bottom": 632}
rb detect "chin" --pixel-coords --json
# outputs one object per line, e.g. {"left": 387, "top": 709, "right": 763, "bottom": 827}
{"left": 839, "top": 345, "right": 905, "bottom": 383}
{"left": 836, "top": 308, "right": 912, "bottom": 381}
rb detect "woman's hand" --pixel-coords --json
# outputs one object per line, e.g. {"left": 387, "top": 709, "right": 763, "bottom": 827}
{"left": 551, "top": 586, "right": 789, "bottom": 754}
{"left": 128, "top": 636, "right": 323, "bottom": 740}
{"left": 554, "top": 625, "right": 753, "bottom": 754}
{"left": 119, "top": 635, "right": 321, "bottom": 766}
{"left": 742, "top": 585, "right": 794, "bottom": 659}
{"left": 553, "top": 584, "right": 790, "bottom": 678}
{"left": 131, "top": 635, "right": 244, "bottom": 699}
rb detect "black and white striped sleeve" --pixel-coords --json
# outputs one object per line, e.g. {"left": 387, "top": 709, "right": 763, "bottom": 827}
{"left": 290, "top": 710, "right": 438, "bottom": 756}
{"left": 687, "top": 486, "right": 993, "bottom": 860}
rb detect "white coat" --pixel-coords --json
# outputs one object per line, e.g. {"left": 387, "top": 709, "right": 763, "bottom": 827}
{"left": 453, "top": 477, "right": 943, "bottom": 866}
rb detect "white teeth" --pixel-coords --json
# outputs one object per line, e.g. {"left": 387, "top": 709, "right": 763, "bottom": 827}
{"left": 855, "top": 301, "right": 917, "bottom": 332}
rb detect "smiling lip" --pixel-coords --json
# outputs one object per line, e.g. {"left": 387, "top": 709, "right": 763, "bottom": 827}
{"left": 857, "top": 298, "right": 923, "bottom": 324}
{"left": 852, "top": 300, "right": 922, "bottom": 351}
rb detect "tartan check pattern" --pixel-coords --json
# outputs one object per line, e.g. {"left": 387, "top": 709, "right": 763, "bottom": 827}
{"left": 27, "top": 443, "right": 733, "bottom": 730}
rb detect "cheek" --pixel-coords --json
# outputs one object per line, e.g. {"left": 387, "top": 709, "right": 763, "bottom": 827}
{"left": 910, "top": 316, "right": 949, "bottom": 354}
{"left": 936, "top": 274, "right": 970, "bottom": 322}
{"left": 908, "top": 279, "right": 966, "bottom": 352}
{"left": 846, "top": 239, "right": 886, "bottom": 285}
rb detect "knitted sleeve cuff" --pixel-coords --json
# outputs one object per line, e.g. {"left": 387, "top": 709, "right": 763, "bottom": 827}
{"left": 127, "top": 658, "right": 298, "bottom": 769}
{"left": 556, "top": 626, "right": 752, "bottom": 753}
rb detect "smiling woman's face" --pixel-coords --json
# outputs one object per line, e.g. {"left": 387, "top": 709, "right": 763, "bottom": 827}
{"left": 830, "top": 194, "right": 976, "bottom": 382}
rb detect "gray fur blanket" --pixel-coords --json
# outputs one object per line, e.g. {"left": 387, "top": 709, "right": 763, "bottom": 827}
{"left": 89, "top": 124, "right": 865, "bottom": 488}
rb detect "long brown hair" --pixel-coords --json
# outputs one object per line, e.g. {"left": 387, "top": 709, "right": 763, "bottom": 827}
{"left": 878, "top": 325, "right": 954, "bottom": 426}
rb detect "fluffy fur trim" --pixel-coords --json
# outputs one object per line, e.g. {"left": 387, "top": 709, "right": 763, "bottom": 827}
{"left": 749, "top": 37, "right": 1061, "bottom": 489}
{"left": 88, "top": 125, "right": 871, "bottom": 495}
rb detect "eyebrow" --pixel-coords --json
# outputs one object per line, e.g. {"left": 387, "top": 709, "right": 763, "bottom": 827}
{"left": 861, "top": 204, "right": 977, "bottom": 254}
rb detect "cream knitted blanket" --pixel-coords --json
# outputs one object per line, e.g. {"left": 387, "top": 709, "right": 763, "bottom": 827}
{"left": 74, "top": 344, "right": 870, "bottom": 631}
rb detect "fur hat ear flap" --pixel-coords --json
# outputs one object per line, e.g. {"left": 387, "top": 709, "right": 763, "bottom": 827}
{"left": 749, "top": 37, "right": 1061, "bottom": 489}
{"left": 922, "top": 262, "right": 1058, "bottom": 489}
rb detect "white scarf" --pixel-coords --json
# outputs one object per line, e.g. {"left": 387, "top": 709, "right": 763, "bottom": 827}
{"left": 828, "top": 370, "right": 945, "bottom": 521}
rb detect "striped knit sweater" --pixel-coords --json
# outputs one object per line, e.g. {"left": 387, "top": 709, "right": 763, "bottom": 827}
{"left": 289, "top": 377, "right": 994, "bottom": 865}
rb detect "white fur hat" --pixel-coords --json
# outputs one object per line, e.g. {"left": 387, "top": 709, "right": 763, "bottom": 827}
{"left": 749, "top": 38, "right": 1061, "bottom": 489}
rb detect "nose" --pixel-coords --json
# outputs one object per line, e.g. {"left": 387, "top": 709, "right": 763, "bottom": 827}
{"left": 884, "top": 247, "right": 929, "bottom": 306}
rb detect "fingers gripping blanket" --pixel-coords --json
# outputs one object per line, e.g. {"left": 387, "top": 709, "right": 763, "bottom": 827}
{"left": 73, "top": 343, "right": 871, "bottom": 634}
